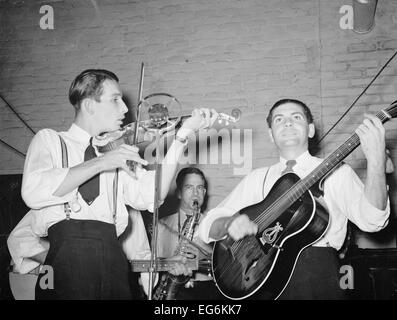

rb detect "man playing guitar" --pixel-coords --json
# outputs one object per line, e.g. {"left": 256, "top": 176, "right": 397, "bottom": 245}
{"left": 199, "top": 98, "right": 390, "bottom": 299}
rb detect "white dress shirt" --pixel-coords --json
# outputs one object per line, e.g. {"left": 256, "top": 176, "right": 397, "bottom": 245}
{"left": 8, "top": 123, "right": 156, "bottom": 273}
{"left": 199, "top": 151, "right": 390, "bottom": 250}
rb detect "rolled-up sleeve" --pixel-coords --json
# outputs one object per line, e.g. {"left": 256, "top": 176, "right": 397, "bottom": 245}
{"left": 326, "top": 164, "right": 390, "bottom": 233}
{"left": 21, "top": 129, "right": 77, "bottom": 209}
{"left": 199, "top": 207, "right": 235, "bottom": 243}
{"left": 356, "top": 194, "right": 390, "bottom": 232}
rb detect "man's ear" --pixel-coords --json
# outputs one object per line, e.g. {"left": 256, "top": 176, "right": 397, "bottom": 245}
{"left": 308, "top": 123, "right": 315, "bottom": 138}
{"left": 268, "top": 129, "right": 275, "bottom": 143}
{"left": 81, "top": 98, "right": 95, "bottom": 115}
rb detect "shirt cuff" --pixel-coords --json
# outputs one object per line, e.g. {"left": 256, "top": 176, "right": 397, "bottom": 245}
{"left": 359, "top": 195, "right": 390, "bottom": 232}
{"left": 9, "top": 241, "right": 47, "bottom": 274}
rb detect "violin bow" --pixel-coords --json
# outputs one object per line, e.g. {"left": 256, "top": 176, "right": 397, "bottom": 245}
{"left": 133, "top": 62, "right": 145, "bottom": 145}
{"left": 317, "top": 49, "right": 397, "bottom": 144}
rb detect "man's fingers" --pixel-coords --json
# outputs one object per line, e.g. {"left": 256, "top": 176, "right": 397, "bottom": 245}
{"left": 363, "top": 114, "right": 385, "bottom": 133}
{"left": 356, "top": 125, "right": 367, "bottom": 136}
{"left": 118, "top": 145, "right": 148, "bottom": 166}
{"left": 228, "top": 215, "right": 258, "bottom": 240}
{"left": 130, "top": 155, "right": 148, "bottom": 166}
{"left": 122, "top": 153, "right": 147, "bottom": 166}
{"left": 170, "top": 261, "right": 192, "bottom": 276}
{"left": 123, "top": 164, "right": 137, "bottom": 179}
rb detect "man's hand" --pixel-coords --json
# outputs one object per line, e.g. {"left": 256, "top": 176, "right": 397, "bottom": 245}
{"left": 355, "top": 113, "right": 386, "bottom": 173}
{"left": 99, "top": 144, "right": 148, "bottom": 177}
{"left": 177, "top": 108, "right": 219, "bottom": 140}
{"left": 227, "top": 214, "right": 258, "bottom": 241}
{"left": 356, "top": 113, "right": 388, "bottom": 210}
{"left": 168, "top": 255, "right": 193, "bottom": 277}
{"left": 179, "top": 243, "right": 199, "bottom": 260}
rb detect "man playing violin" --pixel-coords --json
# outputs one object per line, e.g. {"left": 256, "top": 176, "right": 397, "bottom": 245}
{"left": 9, "top": 69, "right": 217, "bottom": 299}
{"left": 199, "top": 98, "right": 390, "bottom": 299}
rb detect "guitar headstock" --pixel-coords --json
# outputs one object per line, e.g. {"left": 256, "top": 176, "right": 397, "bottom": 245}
{"left": 384, "top": 100, "right": 397, "bottom": 119}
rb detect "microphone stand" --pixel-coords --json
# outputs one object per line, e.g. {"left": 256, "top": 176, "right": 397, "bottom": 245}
{"left": 133, "top": 62, "right": 160, "bottom": 300}
{"left": 147, "top": 129, "right": 162, "bottom": 300}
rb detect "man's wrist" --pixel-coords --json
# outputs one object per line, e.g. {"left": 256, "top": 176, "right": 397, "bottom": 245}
{"left": 176, "top": 128, "right": 194, "bottom": 140}
{"left": 93, "top": 156, "right": 107, "bottom": 173}
{"left": 223, "top": 216, "right": 234, "bottom": 233}
{"left": 367, "top": 161, "right": 386, "bottom": 175}
{"left": 175, "top": 135, "right": 188, "bottom": 145}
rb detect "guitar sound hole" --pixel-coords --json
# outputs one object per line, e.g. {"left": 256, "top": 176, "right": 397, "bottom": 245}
{"left": 244, "top": 258, "right": 259, "bottom": 282}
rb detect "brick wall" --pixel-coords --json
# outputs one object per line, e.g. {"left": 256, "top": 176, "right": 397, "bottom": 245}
{"left": 0, "top": 0, "right": 396, "bottom": 243}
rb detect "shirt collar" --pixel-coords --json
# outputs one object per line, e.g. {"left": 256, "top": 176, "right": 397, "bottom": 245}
{"left": 68, "top": 123, "right": 91, "bottom": 146}
{"left": 279, "top": 150, "right": 313, "bottom": 171}
{"left": 179, "top": 207, "right": 193, "bottom": 218}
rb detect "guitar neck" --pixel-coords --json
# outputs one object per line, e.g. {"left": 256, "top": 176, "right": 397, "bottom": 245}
{"left": 285, "top": 109, "right": 391, "bottom": 204}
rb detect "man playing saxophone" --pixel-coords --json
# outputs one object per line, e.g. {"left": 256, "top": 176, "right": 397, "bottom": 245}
{"left": 154, "top": 167, "right": 223, "bottom": 300}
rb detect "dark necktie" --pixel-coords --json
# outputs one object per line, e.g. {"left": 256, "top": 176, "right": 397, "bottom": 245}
{"left": 78, "top": 138, "right": 99, "bottom": 205}
{"left": 281, "top": 159, "right": 297, "bottom": 175}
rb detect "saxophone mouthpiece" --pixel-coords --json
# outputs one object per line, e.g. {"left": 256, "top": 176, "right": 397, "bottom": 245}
{"left": 192, "top": 200, "right": 199, "bottom": 209}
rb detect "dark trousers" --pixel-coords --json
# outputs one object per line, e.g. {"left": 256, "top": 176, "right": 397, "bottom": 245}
{"left": 35, "top": 219, "right": 132, "bottom": 300}
{"left": 278, "top": 246, "right": 348, "bottom": 300}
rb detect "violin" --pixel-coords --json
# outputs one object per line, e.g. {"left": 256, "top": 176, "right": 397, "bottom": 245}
{"left": 93, "top": 108, "right": 242, "bottom": 154}
{"left": 93, "top": 122, "right": 152, "bottom": 154}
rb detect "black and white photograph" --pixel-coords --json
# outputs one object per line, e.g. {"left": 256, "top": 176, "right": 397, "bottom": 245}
{"left": 0, "top": 0, "right": 397, "bottom": 311}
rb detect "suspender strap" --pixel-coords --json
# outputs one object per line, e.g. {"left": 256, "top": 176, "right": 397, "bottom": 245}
{"left": 59, "top": 135, "right": 71, "bottom": 220}
{"left": 112, "top": 169, "right": 119, "bottom": 225}
{"left": 58, "top": 135, "right": 119, "bottom": 225}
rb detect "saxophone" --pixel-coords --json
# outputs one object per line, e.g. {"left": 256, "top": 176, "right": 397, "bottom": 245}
{"left": 153, "top": 201, "right": 201, "bottom": 300}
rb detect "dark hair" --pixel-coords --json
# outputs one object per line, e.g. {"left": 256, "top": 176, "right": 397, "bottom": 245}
{"left": 176, "top": 167, "right": 207, "bottom": 192}
{"left": 266, "top": 98, "right": 314, "bottom": 128}
{"left": 68, "top": 69, "right": 119, "bottom": 111}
